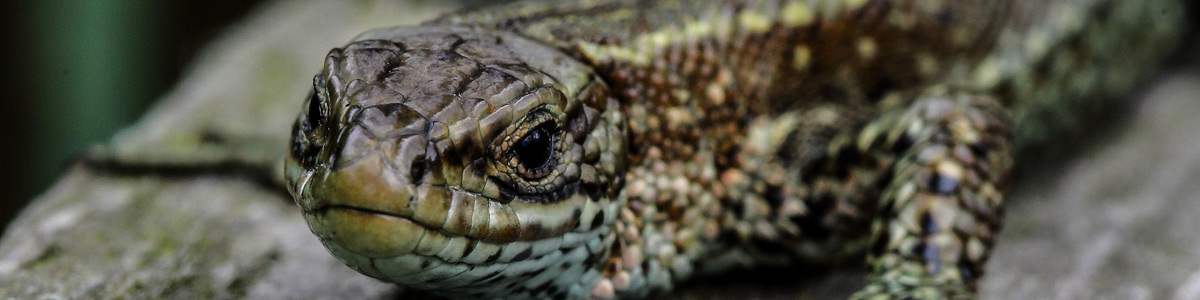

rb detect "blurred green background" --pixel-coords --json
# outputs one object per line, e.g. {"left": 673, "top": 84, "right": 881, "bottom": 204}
{"left": 0, "top": 0, "right": 267, "bottom": 233}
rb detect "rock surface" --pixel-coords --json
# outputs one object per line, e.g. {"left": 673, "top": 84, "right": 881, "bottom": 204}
{"left": 0, "top": 1, "right": 1196, "bottom": 299}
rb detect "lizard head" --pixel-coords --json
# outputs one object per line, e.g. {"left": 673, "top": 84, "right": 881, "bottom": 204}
{"left": 285, "top": 27, "right": 626, "bottom": 298}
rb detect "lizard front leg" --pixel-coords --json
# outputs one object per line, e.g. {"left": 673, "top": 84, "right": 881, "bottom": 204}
{"left": 851, "top": 90, "right": 1013, "bottom": 299}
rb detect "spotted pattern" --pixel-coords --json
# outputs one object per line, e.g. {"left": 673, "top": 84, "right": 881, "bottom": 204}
{"left": 286, "top": 0, "right": 1185, "bottom": 299}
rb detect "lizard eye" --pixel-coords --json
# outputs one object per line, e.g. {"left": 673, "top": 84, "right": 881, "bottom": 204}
{"left": 496, "top": 107, "right": 564, "bottom": 190}
{"left": 514, "top": 123, "right": 555, "bottom": 173}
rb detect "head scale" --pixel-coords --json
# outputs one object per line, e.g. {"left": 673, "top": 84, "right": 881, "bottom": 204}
{"left": 285, "top": 26, "right": 627, "bottom": 298}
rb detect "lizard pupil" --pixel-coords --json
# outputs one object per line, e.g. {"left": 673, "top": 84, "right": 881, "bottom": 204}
{"left": 515, "top": 125, "right": 553, "bottom": 171}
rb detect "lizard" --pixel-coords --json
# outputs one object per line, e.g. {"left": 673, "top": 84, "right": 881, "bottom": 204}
{"left": 283, "top": 0, "right": 1186, "bottom": 299}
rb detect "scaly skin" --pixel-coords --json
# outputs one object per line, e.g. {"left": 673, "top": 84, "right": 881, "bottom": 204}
{"left": 284, "top": 0, "right": 1185, "bottom": 299}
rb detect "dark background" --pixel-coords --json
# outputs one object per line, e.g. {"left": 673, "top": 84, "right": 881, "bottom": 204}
{"left": 0, "top": 1, "right": 267, "bottom": 233}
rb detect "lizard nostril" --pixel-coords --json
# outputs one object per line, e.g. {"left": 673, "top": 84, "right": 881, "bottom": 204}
{"left": 410, "top": 158, "right": 428, "bottom": 185}
{"left": 291, "top": 91, "right": 327, "bottom": 170}
{"left": 307, "top": 95, "right": 321, "bottom": 127}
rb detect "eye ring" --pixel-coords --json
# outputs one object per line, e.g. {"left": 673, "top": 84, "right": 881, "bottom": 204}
{"left": 491, "top": 105, "right": 568, "bottom": 196}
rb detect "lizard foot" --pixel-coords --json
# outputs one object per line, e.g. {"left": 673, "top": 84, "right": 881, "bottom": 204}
{"left": 849, "top": 277, "right": 973, "bottom": 300}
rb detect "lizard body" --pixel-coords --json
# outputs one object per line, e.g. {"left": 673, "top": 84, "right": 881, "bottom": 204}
{"left": 285, "top": 0, "right": 1185, "bottom": 298}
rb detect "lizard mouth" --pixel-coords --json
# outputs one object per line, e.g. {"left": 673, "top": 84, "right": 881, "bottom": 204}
{"left": 296, "top": 165, "right": 599, "bottom": 253}
{"left": 321, "top": 204, "right": 403, "bottom": 219}
{"left": 304, "top": 191, "right": 612, "bottom": 296}
{"left": 298, "top": 180, "right": 615, "bottom": 290}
